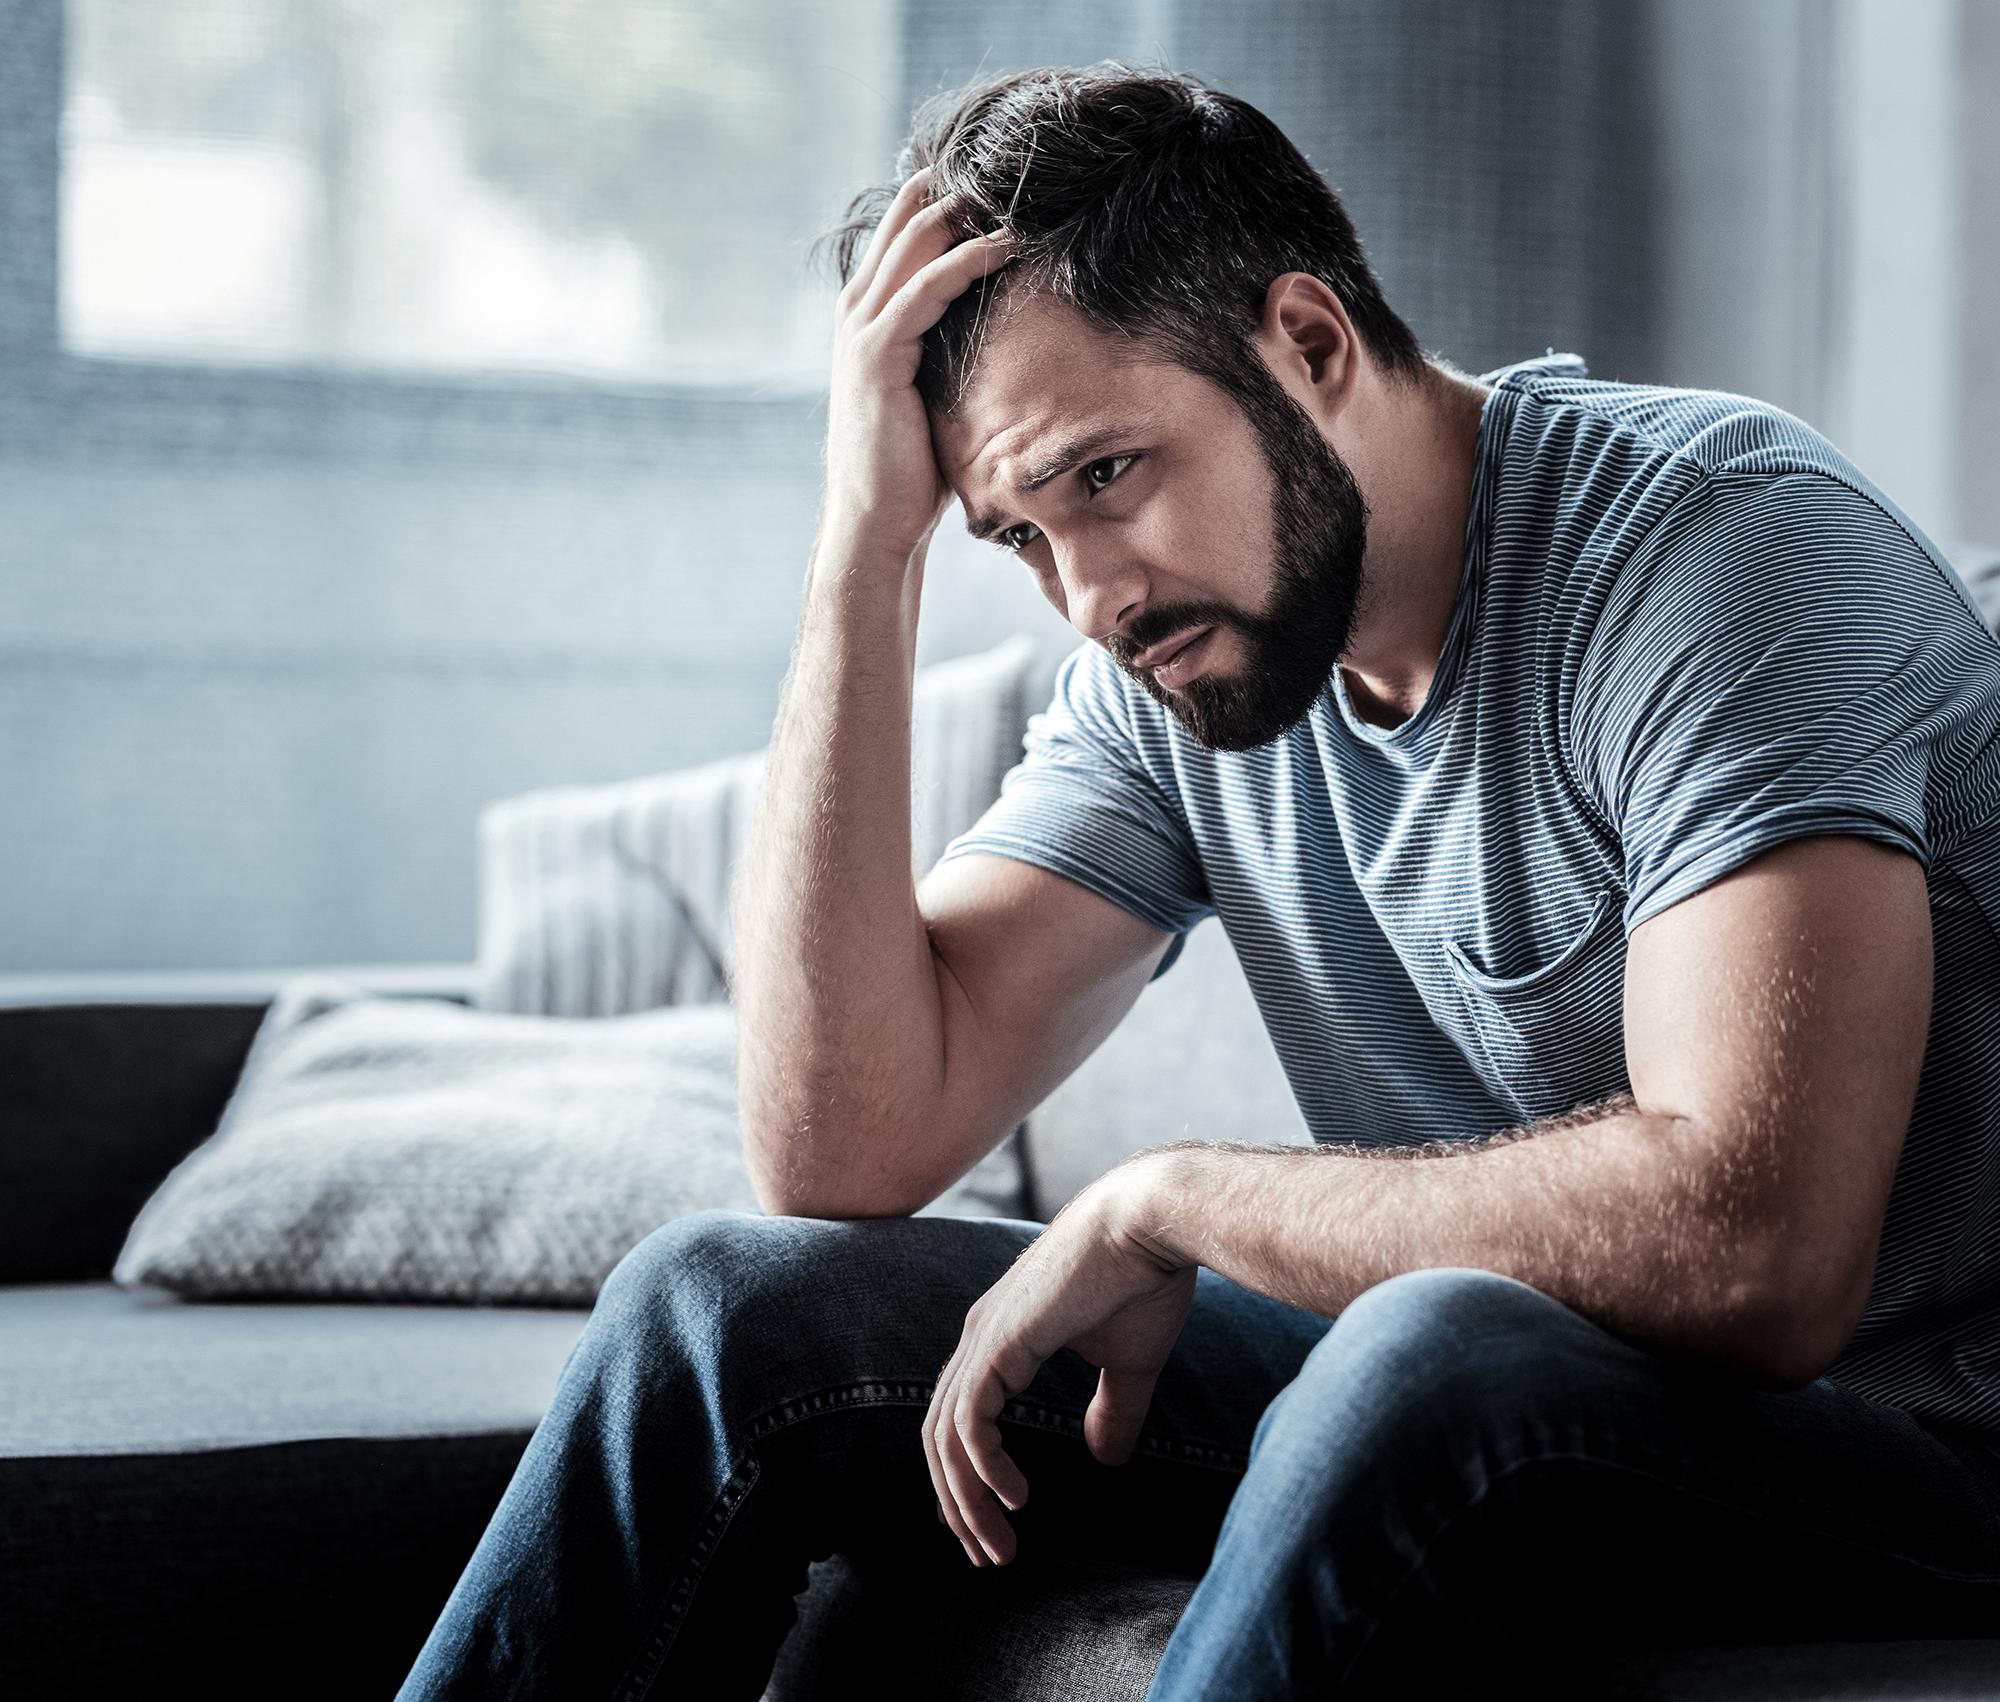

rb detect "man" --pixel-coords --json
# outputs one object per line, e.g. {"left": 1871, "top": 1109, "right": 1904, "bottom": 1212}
{"left": 400, "top": 65, "right": 2000, "bottom": 1700}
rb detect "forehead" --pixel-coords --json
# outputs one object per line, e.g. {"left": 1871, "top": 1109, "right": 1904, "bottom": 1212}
{"left": 930, "top": 294, "right": 1192, "bottom": 485}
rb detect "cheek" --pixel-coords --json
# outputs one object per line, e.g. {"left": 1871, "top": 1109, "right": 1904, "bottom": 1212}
{"left": 1025, "top": 555, "right": 1068, "bottom": 621}
{"left": 1137, "top": 488, "right": 1262, "bottom": 605}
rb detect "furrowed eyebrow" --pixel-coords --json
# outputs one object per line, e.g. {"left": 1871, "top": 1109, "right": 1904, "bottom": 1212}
{"left": 963, "top": 423, "right": 1141, "bottom": 542}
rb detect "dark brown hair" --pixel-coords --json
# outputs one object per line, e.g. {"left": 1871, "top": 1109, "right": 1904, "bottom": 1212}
{"left": 822, "top": 62, "right": 1427, "bottom": 414}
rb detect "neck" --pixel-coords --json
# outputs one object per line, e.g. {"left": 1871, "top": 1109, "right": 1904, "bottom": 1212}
{"left": 1338, "top": 362, "right": 1491, "bottom": 729}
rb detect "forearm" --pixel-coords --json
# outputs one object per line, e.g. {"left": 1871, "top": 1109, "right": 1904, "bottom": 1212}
{"left": 730, "top": 522, "right": 949, "bottom": 1216}
{"left": 1117, "top": 1096, "right": 1810, "bottom": 1383}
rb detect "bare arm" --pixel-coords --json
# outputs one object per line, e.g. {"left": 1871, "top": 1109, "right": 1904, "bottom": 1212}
{"left": 730, "top": 556, "right": 1169, "bottom": 1219}
{"left": 731, "top": 173, "right": 1171, "bottom": 1218}
{"left": 1112, "top": 835, "right": 1933, "bottom": 1386}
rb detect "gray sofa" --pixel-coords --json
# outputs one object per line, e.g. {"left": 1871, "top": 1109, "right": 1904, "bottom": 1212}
{"left": 6, "top": 923, "right": 2000, "bottom": 1700}
{"left": 6, "top": 545, "right": 2000, "bottom": 1702}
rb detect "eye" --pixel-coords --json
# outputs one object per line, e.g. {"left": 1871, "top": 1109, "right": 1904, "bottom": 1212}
{"left": 987, "top": 452, "right": 1140, "bottom": 556}
{"left": 1082, "top": 454, "right": 1138, "bottom": 494}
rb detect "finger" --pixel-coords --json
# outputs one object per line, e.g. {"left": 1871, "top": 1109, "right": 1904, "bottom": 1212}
{"left": 924, "top": 1411, "right": 986, "bottom": 1566}
{"left": 844, "top": 166, "right": 934, "bottom": 304}
{"left": 927, "top": 1335, "right": 1009, "bottom": 1565}
{"left": 937, "top": 1400, "right": 1014, "bottom": 1565}
{"left": 855, "top": 193, "right": 978, "bottom": 322}
{"left": 959, "top": 1364, "right": 1031, "bottom": 1512}
{"left": 946, "top": 1348, "right": 1038, "bottom": 1563}
{"left": 922, "top": 1360, "right": 987, "bottom": 1567}
{"left": 874, "top": 231, "right": 1014, "bottom": 342}
{"left": 1084, "top": 1365, "right": 1162, "bottom": 1467}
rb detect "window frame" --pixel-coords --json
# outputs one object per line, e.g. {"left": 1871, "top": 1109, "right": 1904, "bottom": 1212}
{"left": 2, "top": 0, "right": 1155, "bottom": 471}
{"left": 1, "top": 0, "right": 855, "bottom": 471}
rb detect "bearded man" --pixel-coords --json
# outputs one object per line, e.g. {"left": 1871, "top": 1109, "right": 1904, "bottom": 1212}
{"left": 400, "top": 64, "right": 2000, "bottom": 1700}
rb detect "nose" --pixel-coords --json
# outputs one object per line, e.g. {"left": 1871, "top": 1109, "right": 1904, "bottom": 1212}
{"left": 1051, "top": 540, "right": 1147, "bottom": 647}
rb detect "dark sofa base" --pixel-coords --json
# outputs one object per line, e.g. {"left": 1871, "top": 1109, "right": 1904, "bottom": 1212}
{"left": 5, "top": 999, "right": 1998, "bottom": 1699}
{"left": 769, "top": 1554, "right": 2000, "bottom": 1701}
{"left": 0, "top": 1432, "right": 529, "bottom": 1702}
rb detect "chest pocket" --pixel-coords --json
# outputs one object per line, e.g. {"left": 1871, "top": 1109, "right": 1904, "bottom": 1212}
{"left": 1439, "top": 890, "right": 1631, "bottom": 1120}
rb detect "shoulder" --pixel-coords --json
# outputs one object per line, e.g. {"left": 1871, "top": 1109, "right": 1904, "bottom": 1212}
{"left": 1043, "top": 641, "right": 1153, "bottom": 749}
{"left": 1474, "top": 362, "right": 1987, "bottom": 687}
{"left": 1587, "top": 470, "right": 1974, "bottom": 669}
{"left": 1488, "top": 353, "right": 1858, "bottom": 488}
{"left": 1033, "top": 643, "right": 1197, "bottom": 799}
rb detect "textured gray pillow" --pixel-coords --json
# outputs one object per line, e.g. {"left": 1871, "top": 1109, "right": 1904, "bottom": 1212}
{"left": 111, "top": 978, "right": 750, "bottom": 1305}
{"left": 111, "top": 978, "right": 1031, "bottom": 1306}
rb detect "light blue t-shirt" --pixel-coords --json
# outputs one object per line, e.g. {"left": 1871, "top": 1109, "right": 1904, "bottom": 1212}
{"left": 941, "top": 353, "right": 2000, "bottom": 1432}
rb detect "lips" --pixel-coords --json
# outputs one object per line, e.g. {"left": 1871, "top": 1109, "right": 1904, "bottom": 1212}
{"left": 1135, "top": 626, "right": 1212, "bottom": 672}
{"left": 1147, "top": 626, "right": 1216, "bottom": 690}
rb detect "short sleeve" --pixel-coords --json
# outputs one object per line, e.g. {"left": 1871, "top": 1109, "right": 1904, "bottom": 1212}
{"left": 937, "top": 643, "right": 1215, "bottom": 978}
{"left": 1571, "top": 472, "right": 2000, "bottom": 933}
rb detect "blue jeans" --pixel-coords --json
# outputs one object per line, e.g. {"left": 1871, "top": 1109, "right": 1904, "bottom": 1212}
{"left": 396, "top": 1209, "right": 2000, "bottom": 1700}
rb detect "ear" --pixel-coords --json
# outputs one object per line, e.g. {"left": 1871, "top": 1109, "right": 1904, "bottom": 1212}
{"left": 1251, "top": 272, "right": 1360, "bottom": 419}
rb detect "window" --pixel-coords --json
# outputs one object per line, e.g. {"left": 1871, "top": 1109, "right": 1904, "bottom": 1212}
{"left": 62, "top": 0, "right": 900, "bottom": 385}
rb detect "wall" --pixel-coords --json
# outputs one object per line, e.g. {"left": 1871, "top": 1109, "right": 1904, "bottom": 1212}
{"left": 3, "top": 0, "right": 1993, "bottom": 974}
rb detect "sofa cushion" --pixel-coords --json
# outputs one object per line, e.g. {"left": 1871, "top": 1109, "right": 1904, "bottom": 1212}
{"left": 1024, "top": 915, "right": 1310, "bottom": 1217}
{"left": 764, "top": 1554, "right": 1196, "bottom": 1702}
{"left": 0, "top": 1280, "right": 586, "bottom": 1455}
{"left": 110, "top": 978, "right": 1025, "bottom": 1306}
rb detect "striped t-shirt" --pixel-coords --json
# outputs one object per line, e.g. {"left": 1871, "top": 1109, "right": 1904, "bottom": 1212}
{"left": 941, "top": 353, "right": 2000, "bottom": 1433}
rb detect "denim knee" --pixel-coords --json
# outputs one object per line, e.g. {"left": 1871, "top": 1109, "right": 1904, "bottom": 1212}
{"left": 1330, "top": 1266, "right": 1573, "bottom": 1375}
{"left": 589, "top": 1209, "right": 866, "bottom": 1372}
{"left": 597, "top": 1208, "right": 789, "bottom": 1319}
{"left": 581, "top": 1208, "right": 1035, "bottom": 1416}
{"left": 1251, "top": 1266, "right": 1595, "bottom": 1462}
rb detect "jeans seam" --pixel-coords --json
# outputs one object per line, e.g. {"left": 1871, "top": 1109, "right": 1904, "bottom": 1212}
{"left": 612, "top": 1375, "right": 1250, "bottom": 1697}
{"left": 745, "top": 1378, "right": 1249, "bottom": 1472}
{"left": 615, "top": 1383, "right": 933, "bottom": 1702}
{"left": 617, "top": 1454, "right": 762, "bottom": 1702}
{"left": 999, "top": 1397, "right": 1251, "bottom": 1473}
{"left": 1336, "top": 1448, "right": 2000, "bottom": 1691}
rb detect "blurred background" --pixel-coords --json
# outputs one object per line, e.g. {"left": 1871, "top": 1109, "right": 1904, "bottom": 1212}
{"left": 2, "top": 0, "right": 1994, "bottom": 979}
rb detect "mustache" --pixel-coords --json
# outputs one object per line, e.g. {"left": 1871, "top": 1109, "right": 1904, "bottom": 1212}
{"left": 1108, "top": 607, "right": 1242, "bottom": 669}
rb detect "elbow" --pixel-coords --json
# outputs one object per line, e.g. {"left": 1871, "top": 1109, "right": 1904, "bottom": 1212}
{"left": 737, "top": 1054, "right": 932, "bottom": 1221}
{"left": 1720, "top": 1247, "right": 1873, "bottom": 1392}
{"left": 750, "top": 1178, "right": 921, "bottom": 1221}
{"left": 741, "top": 1122, "right": 925, "bottom": 1222}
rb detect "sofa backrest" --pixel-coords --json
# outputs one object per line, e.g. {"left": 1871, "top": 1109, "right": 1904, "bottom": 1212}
{"left": 0, "top": 1001, "right": 266, "bottom": 1283}
{"left": 1023, "top": 916, "right": 1310, "bottom": 1218}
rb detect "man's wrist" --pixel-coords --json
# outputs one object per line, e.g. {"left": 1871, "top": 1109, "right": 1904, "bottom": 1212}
{"left": 1098, "top": 1145, "right": 1205, "bottom": 1270}
{"left": 812, "top": 505, "right": 930, "bottom": 585}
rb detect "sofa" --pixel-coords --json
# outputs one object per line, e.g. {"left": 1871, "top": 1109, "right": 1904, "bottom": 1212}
{"left": 7, "top": 921, "right": 2000, "bottom": 1701}
{"left": 8, "top": 553, "right": 2000, "bottom": 1702}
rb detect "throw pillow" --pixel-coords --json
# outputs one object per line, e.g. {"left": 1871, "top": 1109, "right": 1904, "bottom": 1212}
{"left": 473, "top": 634, "right": 1038, "bottom": 1016}
{"left": 111, "top": 978, "right": 1028, "bottom": 1306}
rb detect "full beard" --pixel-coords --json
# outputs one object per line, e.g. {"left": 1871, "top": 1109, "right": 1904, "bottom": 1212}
{"left": 1122, "top": 371, "right": 1369, "bottom": 752}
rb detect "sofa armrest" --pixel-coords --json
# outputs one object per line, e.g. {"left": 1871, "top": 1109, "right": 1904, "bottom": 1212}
{"left": 0, "top": 963, "right": 480, "bottom": 1009}
{"left": 0, "top": 966, "right": 478, "bottom": 1285}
